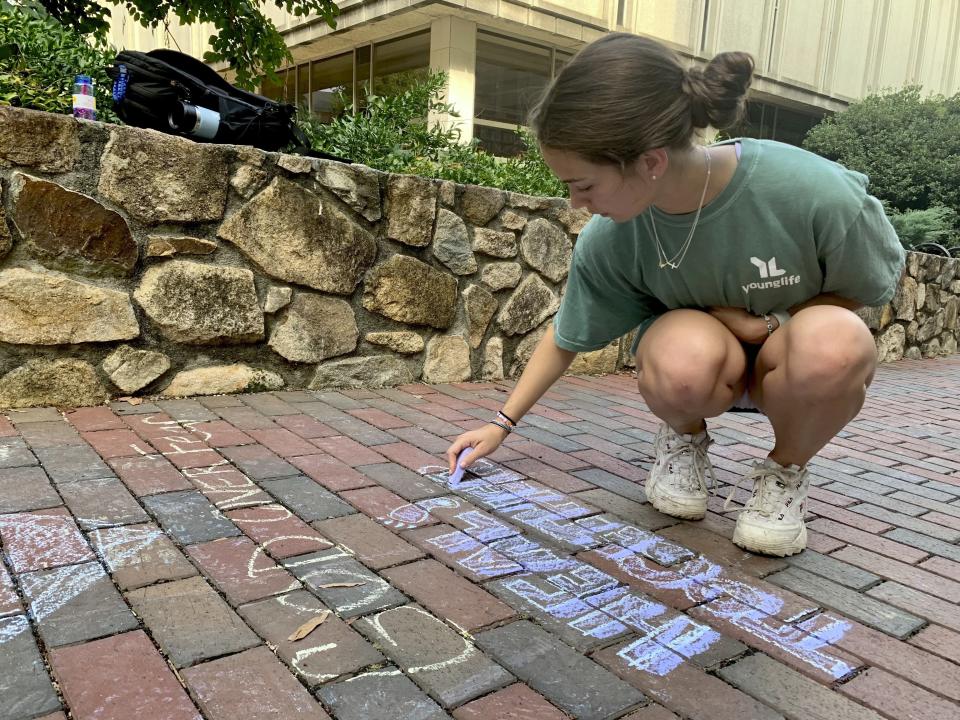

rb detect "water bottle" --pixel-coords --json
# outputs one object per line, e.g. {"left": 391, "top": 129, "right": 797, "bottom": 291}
{"left": 168, "top": 101, "right": 221, "bottom": 140}
{"left": 72, "top": 74, "right": 97, "bottom": 121}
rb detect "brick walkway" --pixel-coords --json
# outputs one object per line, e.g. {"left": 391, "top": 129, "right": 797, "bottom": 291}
{"left": 1, "top": 357, "right": 959, "bottom": 720}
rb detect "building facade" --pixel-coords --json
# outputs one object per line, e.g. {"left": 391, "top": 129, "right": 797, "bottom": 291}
{"left": 108, "top": 0, "right": 960, "bottom": 154}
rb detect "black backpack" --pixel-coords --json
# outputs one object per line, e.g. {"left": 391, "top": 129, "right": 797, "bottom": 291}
{"left": 106, "top": 49, "right": 348, "bottom": 161}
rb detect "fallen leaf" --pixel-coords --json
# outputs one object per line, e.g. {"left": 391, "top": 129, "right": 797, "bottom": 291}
{"left": 288, "top": 610, "right": 331, "bottom": 641}
{"left": 117, "top": 396, "right": 144, "bottom": 406}
{"left": 317, "top": 581, "right": 365, "bottom": 589}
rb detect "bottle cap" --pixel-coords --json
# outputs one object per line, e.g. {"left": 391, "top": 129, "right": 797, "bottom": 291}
{"left": 75, "top": 74, "right": 93, "bottom": 84}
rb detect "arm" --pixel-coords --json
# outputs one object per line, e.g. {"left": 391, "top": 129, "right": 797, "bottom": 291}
{"left": 709, "top": 292, "right": 864, "bottom": 343}
{"left": 446, "top": 324, "right": 577, "bottom": 471}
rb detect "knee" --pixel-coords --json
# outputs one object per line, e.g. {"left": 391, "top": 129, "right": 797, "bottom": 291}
{"left": 781, "top": 307, "right": 877, "bottom": 392}
{"left": 638, "top": 334, "right": 737, "bottom": 407}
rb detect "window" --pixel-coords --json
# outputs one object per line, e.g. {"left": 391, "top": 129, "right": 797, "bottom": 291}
{"left": 733, "top": 101, "right": 824, "bottom": 147}
{"left": 259, "top": 31, "right": 429, "bottom": 121}
{"left": 475, "top": 31, "right": 552, "bottom": 126}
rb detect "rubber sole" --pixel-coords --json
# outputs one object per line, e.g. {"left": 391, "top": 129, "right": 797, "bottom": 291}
{"left": 647, "top": 493, "right": 707, "bottom": 521}
{"left": 732, "top": 523, "right": 807, "bottom": 557}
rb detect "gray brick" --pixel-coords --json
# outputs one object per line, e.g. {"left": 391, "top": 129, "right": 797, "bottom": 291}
{"left": 883, "top": 527, "right": 960, "bottom": 562}
{"left": 572, "top": 468, "right": 648, "bottom": 503}
{"left": 856, "top": 472, "right": 956, "bottom": 501}
{"left": 317, "top": 668, "right": 448, "bottom": 720}
{"left": 59, "top": 477, "right": 150, "bottom": 530}
{"left": 219, "top": 444, "right": 296, "bottom": 479}
{"left": 850, "top": 504, "right": 960, "bottom": 543}
{"left": 111, "top": 400, "right": 162, "bottom": 415}
{"left": 568, "top": 433, "right": 648, "bottom": 462}
{"left": 785, "top": 550, "right": 881, "bottom": 591}
{"left": 573, "top": 488, "right": 678, "bottom": 531}
{"left": 155, "top": 398, "right": 219, "bottom": 422}
{"left": 0, "top": 438, "right": 37, "bottom": 468}
{"left": 766, "top": 566, "right": 925, "bottom": 639}
{"left": 20, "top": 562, "right": 138, "bottom": 647}
{"left": 239, "top": 392, "right": 301, "bottom": 416}
{"left": 521, "top": 413, "right": 581, "bottom": 437}
{"left": 238, "top": 590, "right": 384, "bottom": 687}
{"left": 821, "top": 482, "right": 927, "bottom": 516}
{"left": 35, "top": 444, "right": 114, "bottom": 483}
{"left": 142, "top": 490, "right": 241, "bottom": 545}
{"left": 0, "top": 615, "right": 61, "bottom": 720}
{"left": 259, "top": 475, "right": 356, "bottom": 522}
{"left": 718, "top": 653, "right": 885, "bottom": 720}
{"left": 358, "top": 463, "right": 447, "bottom": 501}
{"left": 126, "top": 575, "right": 260, "bottom": 667}
{"left": 475, "top": 620, "right": 644, "bottom": 720}
{"left": 283, "top": 548, "right": 407, "bottom": 618}
{"left": 354, "top": 604, "right": 512, "bottom": 707}
{"left": 485, "top": 573, "right": 632, "bottom": 652}
{"left": 326, "top": 417, "right": 398, "bottom": 446}
{"left": 513, "top": 426, "right": 589, "bottom": 452}
{"left": 888, "top": 491, "right": 960, "bottom": 518}
{"left": 0, "top": 466, "right": 60, "bottom": 513}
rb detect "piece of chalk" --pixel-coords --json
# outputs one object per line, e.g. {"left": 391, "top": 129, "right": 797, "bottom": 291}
{"left": 449, "top": 447, "right": 473, "bottom": 486}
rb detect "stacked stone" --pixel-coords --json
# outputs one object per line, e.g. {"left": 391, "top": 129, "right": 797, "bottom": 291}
{"left": 861, "top": 251, "right": 960, "bottom": 362}
{"left": 0, "top": 106, "right": 614, "bottom": 407}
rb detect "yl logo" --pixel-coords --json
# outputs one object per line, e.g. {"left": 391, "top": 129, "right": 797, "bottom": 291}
{"left": 750, "top": 257, "right": 786, "bottom": 279}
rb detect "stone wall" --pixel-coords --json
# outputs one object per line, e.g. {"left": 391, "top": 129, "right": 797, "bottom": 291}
{"left": 0, "top": 107, "right": 956, "bottom": 408}
{"left": 861, "top": 251, "right": 960, "bottom": 362}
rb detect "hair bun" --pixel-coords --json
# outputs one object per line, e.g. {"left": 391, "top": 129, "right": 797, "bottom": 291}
{"left": 683, "top": 52, "right": 754, "bottom": 130}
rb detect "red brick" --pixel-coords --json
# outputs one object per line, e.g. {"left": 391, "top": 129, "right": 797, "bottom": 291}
{"left": 382, "top": 558, "right": 515, "bottom": 633}
{"left": 187, "top": 420, "right": 254, "bottom": 447}
{"left": 908, "top": 624, "right": 960, "bottom": 664}
{"left": 80, "top": 429, "right": 152, "bottom": 459}
{"left": 122, "top": 413, "right": 183, "bottom": 439}
{"left": 807, "top": 500, "right": 893, "bottom": 533}
{"left": 186, "top": 536, "right": 301, "bottom": 606}
{"left": 313, "top": 513, "right": 423, "bottom": 569}
{"left": 805, "top": 531, "right": 846, "bottom": 554}
{"left": 0, "top": 561, "right": 22, "bottom": 616}
{"left": 273, "top": 414, "right": 338, "bottom": 439}
{"left": 527, "top": 406, "right": 579, "bottom": 423}
{"left": 65, "top": 407, "right": 126, "bottom": 432}
{"left": 373, "top": 441, "right": 442, "bottom": 472}
{"left": 341, "top": 486, "right": 437, "bottom": 530}
{"left": 246, "top": 428, "right": 318, "bottom": 457}
{"left": 831, "top": 545, "right": 960, "bottom": 602}
{"left": 49, "top": 630, "right": 200, "bottom": 720}
{"left": 182, "top": 646, "right": 330, "bottom": 720}
{"left": 226, "top": 504, "right": 333, "bottom": 559}
{"left": 621, "top": 706, "right": 682, "bottom": 720}
{"left": 839, "top": 667, "right": 958, "bottom": 720}
{"left": 288, "top": 453, "right": 374, "bottom": 491}
{"left": 802, "top": 614, "right": 960, "bottom": 702}
{"left": 151, "top": 434, "right": 225, "bottom": 469}
{"left": 310, "top": 435, "right": 386, "bottom": 466}
{"left": 347, "top": 408, "right": 410, "bottom": 429}
{"left": 570, "top": 448, "right": 640, "bottom": 480}
{"left": 0, "top": 507, "right": 94, "bottom": 573}
{"left": 806, "top": 518, "right": 928, "bottom": 563}
{"left": 507, "top": 440, "right": 592, "bottom": 471}
{"left": 402, "top": 524, "right": 522, "bottom": 582}
{"left": 503, "top": 458, "right": 593, "bottom": 493}
{"left": 919, "top": 555, "right": 960, "bottom": 582}
{"left": 90, "top": 523, "right": 197, "bottom": 591}
{"left": 417, "top": 402, "right": 473, "bottom": 421}
{"left": 866, "top": 582, "right": 960, "bottom": 633}
{"left": 921, "top": 511, "right": 960, "bottom": 532}
{"left": 657, "top": 523, "right": 786, "bottom": 578}
{"left": 0, "top": 415, "right": 15, "bottom": 437}
{"left": 452, "top": 683, "right": 567, "bottom": 720}
{"left": 108, "top": 454, "right": 192, "bottom": 496}
{"left": 592, "top": 638, "right": 780, "bottom": 720}
{"left": 182, "top": 464, "right": 273, "bottom": 510}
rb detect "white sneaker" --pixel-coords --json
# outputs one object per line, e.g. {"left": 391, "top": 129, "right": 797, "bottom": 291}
{"left": 644, "top": 423, "right": 716, "bottom": 520}
{"left": 728, "top": 458, "right": 809, "bottom": 557}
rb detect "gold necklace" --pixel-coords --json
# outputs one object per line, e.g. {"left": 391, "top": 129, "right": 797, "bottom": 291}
{"left": 650, "top": 147, "right": 712, "bottom": 270}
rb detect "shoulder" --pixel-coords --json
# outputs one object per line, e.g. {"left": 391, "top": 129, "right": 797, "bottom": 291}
{"left": 572, "top": 214, "right": 637, "bottom": 267}
{"left": 747, "top": 139, "right": 869, "bottom": 203}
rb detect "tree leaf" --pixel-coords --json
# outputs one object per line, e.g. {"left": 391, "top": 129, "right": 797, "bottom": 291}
{"left": 317, "top": 581, "right": 364, "bottom": 589}
{"left": 287, "top": 610, "right": 331, "bottom": 641}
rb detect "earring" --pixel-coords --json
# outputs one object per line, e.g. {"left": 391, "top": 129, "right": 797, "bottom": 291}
{"left": 651, "top": 175, "right": 657, "bottom": 180}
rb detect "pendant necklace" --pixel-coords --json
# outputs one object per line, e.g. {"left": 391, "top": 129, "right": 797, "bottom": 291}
{"left": 651, "top": 147, "right": 712, "bottom": 270}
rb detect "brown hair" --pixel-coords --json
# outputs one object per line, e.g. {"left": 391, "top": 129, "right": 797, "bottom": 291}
{"left": 530, "top": 33, "right": 754, "bottom": 166}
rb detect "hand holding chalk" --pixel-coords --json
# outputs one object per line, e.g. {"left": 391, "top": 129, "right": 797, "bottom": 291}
{"left": 448, "top": 447, "right": 473, "bottom": 487}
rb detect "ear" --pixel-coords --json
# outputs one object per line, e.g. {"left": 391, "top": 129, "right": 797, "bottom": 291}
{"left": 636, "top": 148, "right": 669, "bottom": 181}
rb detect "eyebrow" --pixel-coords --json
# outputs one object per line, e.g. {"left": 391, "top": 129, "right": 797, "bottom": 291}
{"left": 561, "top": 177, "right": 586, "bottom": 184}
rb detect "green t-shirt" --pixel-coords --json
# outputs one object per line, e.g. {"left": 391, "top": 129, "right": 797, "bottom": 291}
{"left": 553, "top": 138, "right": 906, "bottom": 353}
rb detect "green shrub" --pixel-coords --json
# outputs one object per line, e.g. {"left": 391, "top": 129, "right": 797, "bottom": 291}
{"left": 888, "top": 206, "right": 957, "bottom": 250}
{"left": 0, "top": 2, "right": 118, "bottom": 123}
{"left": 299, "top": 71, "right": 567, "bottom": 198}
{"left": 804, "top": 87, "right": 960, "bottom": 217}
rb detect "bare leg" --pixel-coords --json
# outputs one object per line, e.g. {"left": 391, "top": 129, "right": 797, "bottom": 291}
{"left": 636, "top": 309, "right": 749, "bottom": 432}
{"left": 751, "top": 305, "right": 877, "bottom": 467}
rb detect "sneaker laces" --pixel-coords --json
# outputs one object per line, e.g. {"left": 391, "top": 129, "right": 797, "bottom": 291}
{"left": 724, "top": 460, "right": 798, "bottom": 516}
{"left": 655, "top": 429, "right": 717, "bottom": 495}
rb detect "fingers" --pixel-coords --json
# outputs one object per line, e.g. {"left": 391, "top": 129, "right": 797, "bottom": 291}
{"left": 446, "top": 437, "right": 468, "bottom": 473}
